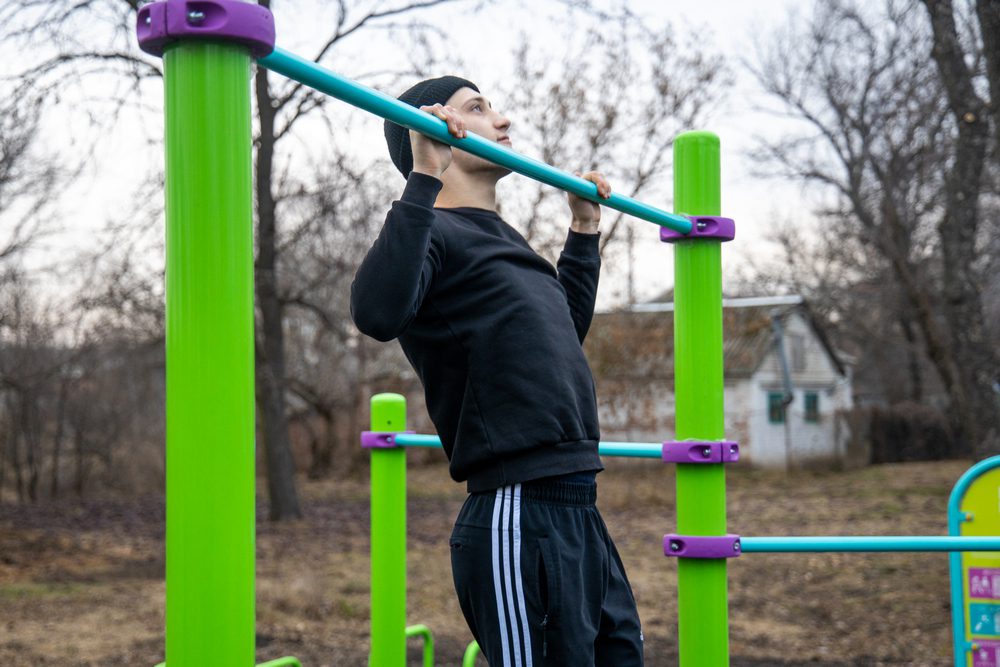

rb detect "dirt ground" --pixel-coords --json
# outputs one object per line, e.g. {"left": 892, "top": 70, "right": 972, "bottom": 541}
{"left": 0, "top": 458, "right": 975, "bottom": 666}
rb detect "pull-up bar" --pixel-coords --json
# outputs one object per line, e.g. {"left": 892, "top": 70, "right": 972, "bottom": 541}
{"left": 257, "top": 47, "right": 694, "bottom": 234}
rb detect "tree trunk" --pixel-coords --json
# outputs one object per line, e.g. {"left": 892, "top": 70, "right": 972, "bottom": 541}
{"left": 350, "top": 334, "right": 371, "bottom": 474}
{"left": 307, "top": 408, "right": 336, "bottom": 479}
{"left": 977, "top": 0, "right": 1000, "bottom": 158}
{"left": 858, "top": 191, "right": 958, "bottom": 433}
{"left": 898, "top": 315, "right": 924, "bottom": 403}
{"left": 73, "top": 425, "right": 85, "bottom": 497}
{"left": 0, "top": 422, "right": 6, "bottom": 498}
{"left": 10, "top": 430, "right": 23, "bottom": 502}
{"left": 50, "top": 375, "right": 68, "bottom": 498}
{"left": 16, "top": 388, "right": 44, "bottom": 503}
{"left": 922, "top": 0, "right": 1000, "bottom": 456}
{"left": 23, "top": 394, "right": 38, "bottom": 502}
{"left": 253, "top": 34, "right": 302, "bottom": 521}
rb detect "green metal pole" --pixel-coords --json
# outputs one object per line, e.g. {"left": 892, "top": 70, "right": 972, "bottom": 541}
{"left": 164, "top": 42, "right": 256, "bottom": 666}
{"left": 672, "top": 131, "right": 729, "bottom": 666}
{"left": 463, "top": 641, "right": 482, "bottom": 667}
{"left": 405, "top": 624, "right": 436, "bottom": 667}
{"left": 369, "top": 393, "right": 408, "bottom": 666}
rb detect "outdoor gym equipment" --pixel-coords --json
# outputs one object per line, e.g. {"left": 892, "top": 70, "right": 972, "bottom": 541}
{"left": 135, "top": 1, "right": 1000, "bottom": 665}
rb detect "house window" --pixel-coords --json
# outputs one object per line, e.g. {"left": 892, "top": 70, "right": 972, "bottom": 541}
{"left": 805, "top": 392, "right": 820, "bottom": 423}
{"left": 768, "top": 392, "right": 786, "bottom": 424}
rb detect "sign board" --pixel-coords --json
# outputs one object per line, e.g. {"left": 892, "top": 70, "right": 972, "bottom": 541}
{"left": 953, "top": 460, "right": 1000, "bottom": 667}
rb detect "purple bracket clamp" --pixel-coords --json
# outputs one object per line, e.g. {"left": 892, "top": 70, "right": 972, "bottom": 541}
{"left": 663, "top": 440, "right": 739, "bottom": 464}
{"left": 360, "top": 430, "right": 414, "bottom": 450}
{"left": 664, "top": 534, "right": 742, "bottom": 559}
{"left": 660, "top": 216, "right": 735, "bottom": 243}
{"left": 137, "top": 0, "right": 276, "bottom": 58}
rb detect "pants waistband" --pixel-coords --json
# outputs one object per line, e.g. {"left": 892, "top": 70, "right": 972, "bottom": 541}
{"left": 515, "top": 478, "right": 597, "bottom": 506}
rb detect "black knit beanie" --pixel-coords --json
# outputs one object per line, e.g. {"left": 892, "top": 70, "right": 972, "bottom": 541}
{"left": 384, "top": 76, "right": 479, "bottom": 178}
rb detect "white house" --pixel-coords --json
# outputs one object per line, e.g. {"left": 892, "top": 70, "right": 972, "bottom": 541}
{"left": 585, "top": 296, "right": 855, "bottom": 469}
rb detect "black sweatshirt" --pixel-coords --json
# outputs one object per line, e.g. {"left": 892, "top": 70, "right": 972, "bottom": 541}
{"left": 351, "top": 172, "right": 603, "bottom": 491}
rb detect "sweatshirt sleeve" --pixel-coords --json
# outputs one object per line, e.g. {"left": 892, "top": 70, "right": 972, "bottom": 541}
{"left": 556, "top": 229, "right": 601, "bottom": 343}
{"left": 350, "top": 172, "right": 445, "bottom": 342}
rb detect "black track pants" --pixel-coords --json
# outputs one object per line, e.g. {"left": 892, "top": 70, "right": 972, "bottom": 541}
{"left": 449, "top": 480, "right": 644, "bottom": 666}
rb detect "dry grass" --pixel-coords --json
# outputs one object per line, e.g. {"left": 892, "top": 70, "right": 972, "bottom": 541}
{"left": 0, "top": 458, "right": 972, "bottom": 666}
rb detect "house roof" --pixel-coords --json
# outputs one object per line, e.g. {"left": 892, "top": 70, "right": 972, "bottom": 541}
{"left": 585, "top": 296, "right": 847, "bottom": 380}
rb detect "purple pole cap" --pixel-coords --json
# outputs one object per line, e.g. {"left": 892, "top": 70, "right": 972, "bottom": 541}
{"left": 360, "top": 430, "right": 414, "bottom": 450}
{"left": 660, "top": 216, "right": 735, "bottom": 243}
{"left": 663, "top": 534, "right": 742, "bottom": 559}
{"left": 137, "top": 0, "right": 276, "bottom": 58}
{"left": 662, "top": 440, "right": 740, "bottom": 464}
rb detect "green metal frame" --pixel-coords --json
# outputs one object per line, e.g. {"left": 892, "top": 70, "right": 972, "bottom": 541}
{"left": 672, "top": 131, "right": 729, "bottom": 666}
{"left": 405, "top": 624, "right": 435, "bottom": 667}
{"left": 155, "top": 12, "right": 730, "bottom": 667}
{"left": 369, "top": 394, "right": 409, "bottom": 665}
{"left": 163, "top": 40, "right": 256, "bottom": 666}
{"left": 463, "top": 641, "right": 482, "bottom": 666}
{"left": 365, "top": 395, "right": 487, "bottom": 666}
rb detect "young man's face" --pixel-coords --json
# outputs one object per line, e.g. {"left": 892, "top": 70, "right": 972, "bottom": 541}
{"left": 444, "top": 86, "right": 513, "bottom": 178}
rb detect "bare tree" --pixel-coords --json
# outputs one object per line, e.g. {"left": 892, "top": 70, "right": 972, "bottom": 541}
{"left": 920, "top": 0, "right": 1000, "bottom": 453}
{"left": 0, "top": 0, "right": 489, "bottom": 518}
{"left": 495, "top": 16, "right": 728, "bottom": 303}
{"left": 0, "top": 271, "right": 64, "bottom": 502}
{"left": 750, "top": 0, "right": 1000, "bottom": 455}
{"left": 2, "top": 0, "right": 732, "bottom": 507}
{"left": 0, "top": 78, "right": 69, "bottom": 501}
{"left": 278, "top": 147, "right": 404, "bottom": 477}
{"left": 0, "top": 96, "right": 61, "bottom": 286}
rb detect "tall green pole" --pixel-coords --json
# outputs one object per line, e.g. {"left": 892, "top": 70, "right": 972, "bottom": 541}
{"left": 369, "top": 393, "right": 408, "bottom": 665}
{"left": 164, "top": 41, "right": 256, "bottom": 666}
{"left": 672, "top": 131, "right": 729, "bottom": 666}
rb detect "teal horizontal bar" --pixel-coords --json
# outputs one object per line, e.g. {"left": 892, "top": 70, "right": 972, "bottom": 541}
{"left": 391, "top": 433, "right": 663, "bottom": 459}
{"left": 740, "top": 536, "right": 1000, "bottom": 553}
{"left": 394, "top": 434, "right": 443, "bottom": 448}
{"left": 596, "top": 441, "right": 664, "bottom": 458}
{"left": 258, "top": 47, "right": 692, "bottom": 233}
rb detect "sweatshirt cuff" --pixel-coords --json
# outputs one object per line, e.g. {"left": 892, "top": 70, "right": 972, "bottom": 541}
{"left": 400, "top": 172, "right": 443, "bottom": 209}
{"left": 563, "top": 228, "right": 601, "bottom": 258}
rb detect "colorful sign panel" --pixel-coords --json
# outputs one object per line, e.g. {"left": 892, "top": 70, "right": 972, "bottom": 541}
{"left": 970, "top": 570, "right": 1000, "bottom": 601}
{"left": 970, "top": 603, "right": 1000, "bottom": 638}
{"left": 958, "top": 465, "right": 1000, "bottom": 666}
{"left": 972, "top": 641, "right": 1000, "bottom": 667}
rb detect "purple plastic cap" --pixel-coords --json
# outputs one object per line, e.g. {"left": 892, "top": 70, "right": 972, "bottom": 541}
{"left": 661, "top": 216, "right": 735, "bottom": 243}
{"left": 137, "top": 0, "right": 276, "bottom": 58}
{"left": 663, "top": 534, "right": 742, "bottom": 559}
{"left": 662, "top": 440, "right": 740, "bottom": 464}
{"left": 361, "top": 430, "right": 412, "bottom": 449}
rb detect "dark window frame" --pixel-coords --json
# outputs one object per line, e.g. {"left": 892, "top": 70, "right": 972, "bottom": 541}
{"left": 805, "top": 391, "right": 820, "bottom": 423}
{"left": 768, "top": 391, "right": 787, "bottom": 424}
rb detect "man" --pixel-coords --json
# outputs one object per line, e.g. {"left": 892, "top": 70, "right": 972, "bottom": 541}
{"left": 351, "top": 76, "right": 643, "bottom": 666}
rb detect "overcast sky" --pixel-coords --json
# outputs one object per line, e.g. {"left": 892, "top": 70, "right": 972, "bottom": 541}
{"left": 34, "top": 0, "right": 811, "bottom": 310}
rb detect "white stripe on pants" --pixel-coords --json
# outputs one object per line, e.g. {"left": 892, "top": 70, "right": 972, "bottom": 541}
{"left": 492, "top": 484, "right": 533, "bottom": 667}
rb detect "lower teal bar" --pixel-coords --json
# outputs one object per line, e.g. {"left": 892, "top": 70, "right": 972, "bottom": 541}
{"left": 597, "top": 442, "right": 665, "bottom": 458}
{"left": 394, "top": 434, "right": 444, "bottom": 448}
{"left": 391, "top": 433, "right": 663, "bottom": 459}
{"left": 741, "top": 536, "right": 1000, "bottom": 552}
